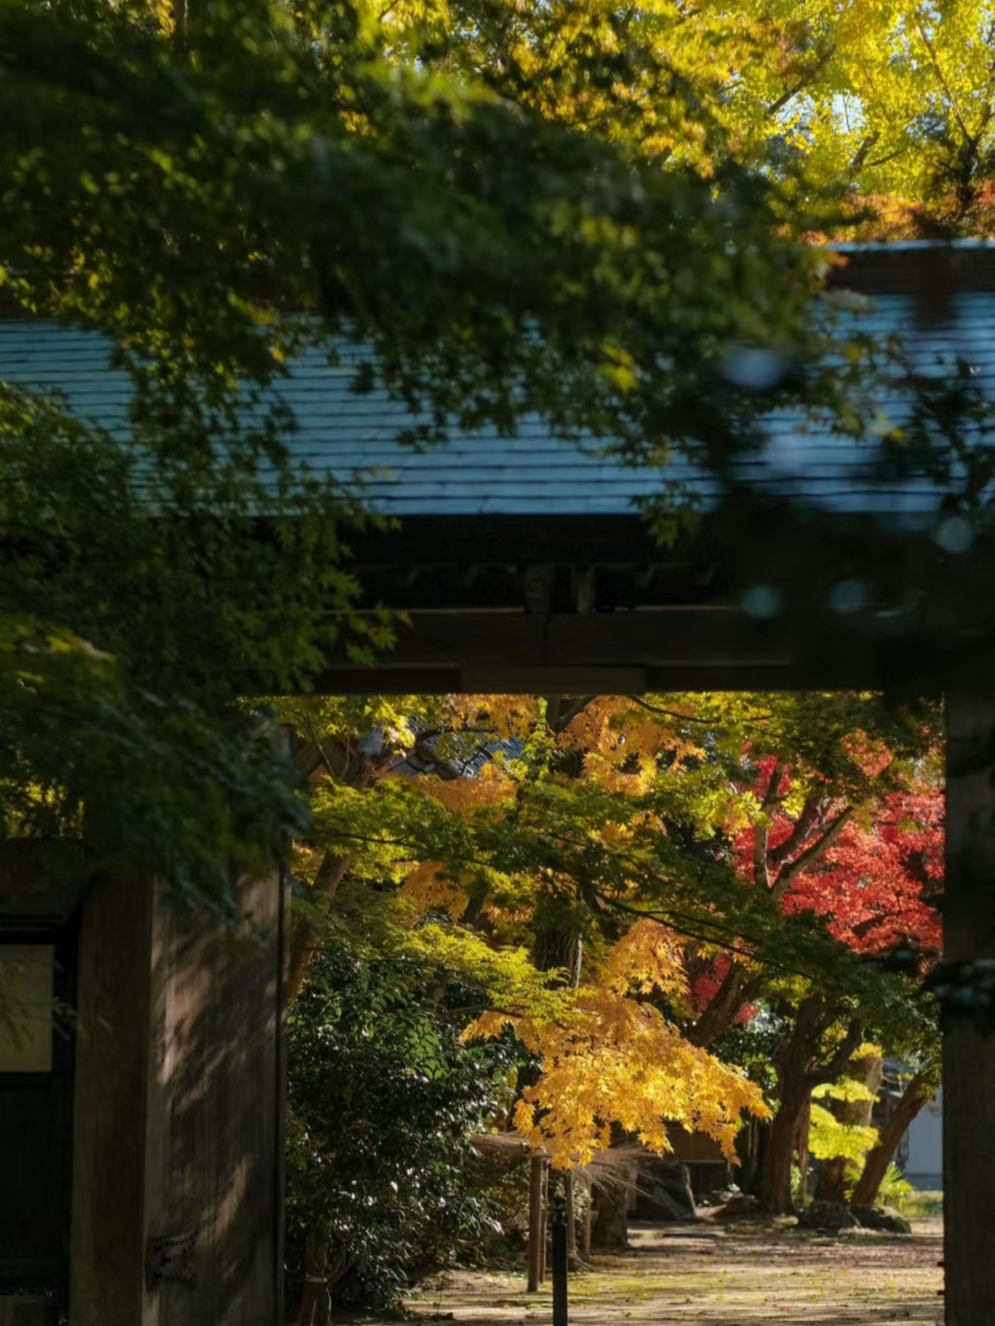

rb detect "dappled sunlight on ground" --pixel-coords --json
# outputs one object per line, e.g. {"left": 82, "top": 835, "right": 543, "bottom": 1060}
{"left": 395, "top": 1219, "right": 943, "bottom": 1325}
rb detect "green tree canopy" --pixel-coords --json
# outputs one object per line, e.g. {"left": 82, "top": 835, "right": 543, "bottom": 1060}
{"left": 0, "top": 0, "right": 851, "bottom": 904}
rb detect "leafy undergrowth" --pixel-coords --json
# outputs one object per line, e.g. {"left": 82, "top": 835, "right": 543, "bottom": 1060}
{"left": 897, "top": 1192, "right": 943, "bottom": 1220}
{"left": 386, "top": 1219, "right": 943, "bottom": 1325}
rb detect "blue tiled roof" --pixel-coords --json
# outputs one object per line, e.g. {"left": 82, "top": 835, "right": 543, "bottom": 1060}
{"left": 2, "top": 289, "right": 994, "bottom": 517}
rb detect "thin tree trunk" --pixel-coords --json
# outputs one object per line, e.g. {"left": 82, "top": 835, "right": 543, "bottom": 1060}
{"left": 941, "top": 685, "right": 995, "bottom": 1326}
{"left": 285, "top": 746, "right": 387, "bottom": 1000}
{"left": 286, "top": 851, "right": 353, "bottom": 1000}
{"left": 851, "top": 1067, "right": 934, "bottom": 1207}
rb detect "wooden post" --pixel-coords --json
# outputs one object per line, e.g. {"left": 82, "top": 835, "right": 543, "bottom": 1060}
{"left": 69, "top": 869, "right": 154, "bottom": 1326}
{"left": 551, "top": 1193, "right": 568, "bottom": 1326}
{"left": 564, "top": 1173, "right": 577, "bottom": 1262}
{"left": 538, "top": 1159, "right": 549, "bottom": 1284}
{"left": 527, "top": 1155, "right": 544, "bottom": 1293}
{"left": 296, "top": 1235, "right": 332, "bottom": 1326}
{"left": 71, "top": 868, "right": 285, "bottom": 1326}
{"left": 582, "top": 1179, "right": 593, "bottom": 1261}
{"left": 943, "top": 682, "right": 995, "bottom": 1326}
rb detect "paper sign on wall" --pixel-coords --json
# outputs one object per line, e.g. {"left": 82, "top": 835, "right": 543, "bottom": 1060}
{"left": 0, "top": 944, "right": 54, "bottom": 1073}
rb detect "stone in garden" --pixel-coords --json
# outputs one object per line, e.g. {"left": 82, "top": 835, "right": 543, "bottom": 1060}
{"left": 713, "top": 1194, "right": 760, "bottom": 1220}
{"left": 849, "top": 1205, "right": 913, "bottom": 1234}
{"left": 797, "top": 1201, "right": 861, "bottom": 1231}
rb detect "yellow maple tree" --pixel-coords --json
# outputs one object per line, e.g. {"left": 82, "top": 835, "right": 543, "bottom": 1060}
{"left": 462, "top": 919, "right": 769, "bottom": 1167}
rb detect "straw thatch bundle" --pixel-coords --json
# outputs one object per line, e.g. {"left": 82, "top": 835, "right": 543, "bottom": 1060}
{"left": 469, "top": 1132, "right": 649, "bottom": 1194}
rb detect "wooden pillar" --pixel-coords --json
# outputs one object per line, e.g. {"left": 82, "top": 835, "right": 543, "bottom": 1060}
{"left": 69, "top": 869, "right": 155, "bottom": 1325}
{"left": 564, "top": 1173, "right": 577, "bottom": 1262}
{"left": 70, "top": 869, "right": 286, "bottom": 1326}
{"left": 944, "top": 684, "right": 995, "bottom": 1326}
{"left": 550, "top": 1193, "right": 568, "bottom": 1326}
{"left": 539, "top": 1160, "right": 549, "bottom": 1284}
{"left": 527, "top": 1155, "right": 544, "bottom": 1293}
{"left": 582, "top": 1179, "right": 593, "bottom": 1261}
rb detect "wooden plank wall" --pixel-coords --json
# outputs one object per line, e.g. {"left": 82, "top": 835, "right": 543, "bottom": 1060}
{"left": 71, "top": 870, "right": 286, "bottom": 1326}
{"left": 70, "top": 870, "right": 155, "bottom": 1324}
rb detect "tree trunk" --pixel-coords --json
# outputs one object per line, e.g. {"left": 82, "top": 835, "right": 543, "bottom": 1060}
{"left": 759, "top": 998, "right": 862, "bottom": 1215}
{"left": 286, "top": 851, "right": 352, "bottom": 1000}
{"left": 539, "top": 1160, "right": 549, "bottom": 1283}
{"left": 851, "top": 1067, "right": 934, "bottom": 1207}
{"left": 285, "top": 746, "right": 387, "bottom": 1001}
{"left": 582, "top": 1178, "right": 593, "bottom": 1260}
{"left": 737, "top": 1114, "right": 766, "bottom": 1196}
{"left": 815, "top": 1157, "right": 847, "bottom": 1207}
{"left": 687, "top": 962, "right": 749, "bottom": 1047}
{"left": 814, "top": 1051, "right": 883, "bottom": 1204}
{"left": 760, "top": 1078, "right": 809, "bottom": 1215}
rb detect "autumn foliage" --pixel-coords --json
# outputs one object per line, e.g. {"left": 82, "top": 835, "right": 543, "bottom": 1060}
{"left": 288, "top": 694, "right": 940, "bottom": 1206}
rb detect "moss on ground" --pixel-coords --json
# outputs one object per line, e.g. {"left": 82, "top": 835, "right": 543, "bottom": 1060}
{"left": 395, "top": 1220, "right": 943, "bottom": 1325}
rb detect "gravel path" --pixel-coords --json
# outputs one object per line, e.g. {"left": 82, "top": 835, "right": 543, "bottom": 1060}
{"left": 399, "top": 1219, "right": 944, "bottom": 1325}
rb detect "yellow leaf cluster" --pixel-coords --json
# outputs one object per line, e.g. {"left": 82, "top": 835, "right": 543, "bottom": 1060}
{"left": 505, "top": 995, "right": 768, "bottom": 1167}
{"left": 603, "top": 918, "right": 689, "bottom": 1000}
{"left": 463, "top": 921, "right": 768, "bottom": 1168}
{"left": 808, "top": 1104, "right": 879, "bottom": 1163}
{"left": 560, "top": 697, "right": 701, "bottom": 794}
{"left": 452, "top": 694, "right": 541, "bottom": 741}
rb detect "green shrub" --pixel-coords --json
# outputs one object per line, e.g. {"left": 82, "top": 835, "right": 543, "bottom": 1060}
{"left": 285, "top": 940, "right": 517, "bottom": 1310}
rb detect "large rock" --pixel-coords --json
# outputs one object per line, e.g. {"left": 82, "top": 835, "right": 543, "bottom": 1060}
{"left": 849, "top": 1204, "right": 913, "bottom": 1234}
{"left": 797, "top": 1201, "right": 861, "bottom": 1231}
{"left": 797, "top": 1201, "right": 912, "bottom": 1234}
{"left": 712, "top": 1194, "right": 760, "bottom": 1221}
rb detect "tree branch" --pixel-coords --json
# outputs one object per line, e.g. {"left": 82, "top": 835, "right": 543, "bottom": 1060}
{"left": 766, "top": 44, "right": 836, "bottom": 117}
{"left": 803, "top": 1017, "right": 864, "bottom": 1089}
{"left": 626, "top": 695, "right": 771, "bottom": 727}
{"left": 848, "top": 131, "right": 881, "bottom": 175}
{"left": 767, "top": 793, "right": 822, "bottom": 869}
{"left": 754, "top": 758, "right": 787, "bottom": 891}
{"left": 912, "top": 13, "right": 976, "bottom": 155}
{"left": 770, "top": 804, "right": 853, "bottom": 902}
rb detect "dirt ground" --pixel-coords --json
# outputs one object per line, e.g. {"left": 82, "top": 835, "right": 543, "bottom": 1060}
{"left": 399, "top": 1219, "right": 944, "bottom": 1325}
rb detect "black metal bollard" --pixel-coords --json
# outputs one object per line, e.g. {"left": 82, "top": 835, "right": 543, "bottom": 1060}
{"left": 551, "top": 1192, "right": 568, "bottom": 1326}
